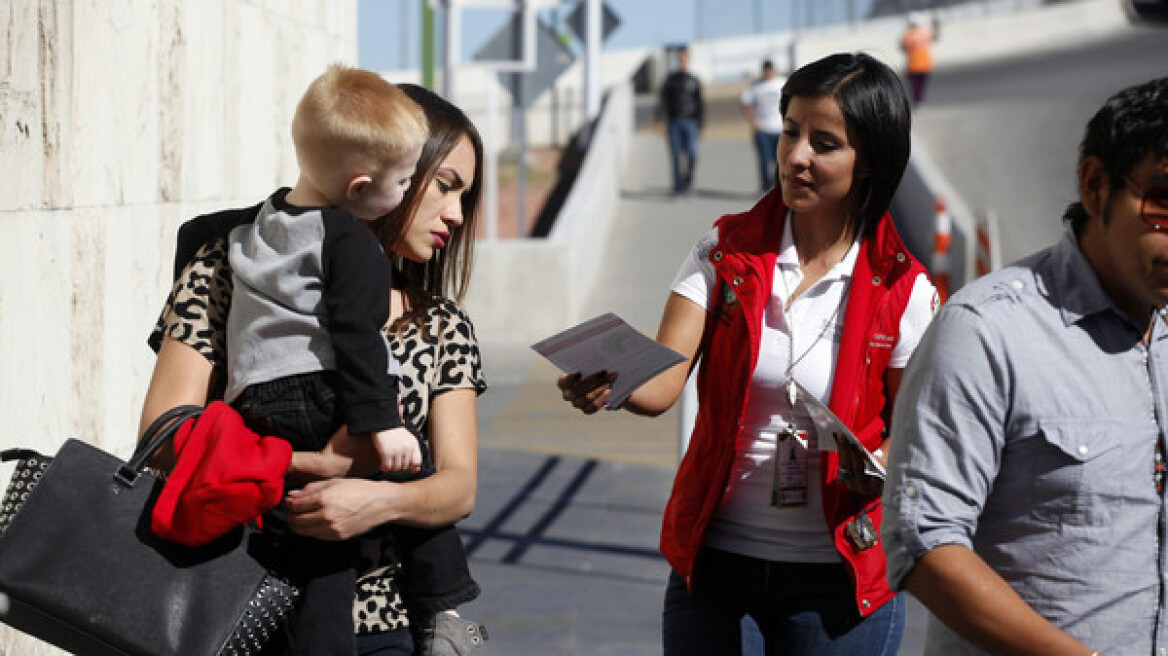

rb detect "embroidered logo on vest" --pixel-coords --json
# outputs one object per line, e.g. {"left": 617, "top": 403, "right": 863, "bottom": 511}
{"left": 722, "top": 282, "right": 739, "bottom": 309}
{"left": 715, "top": 282, "right": 740, "bottom": 327}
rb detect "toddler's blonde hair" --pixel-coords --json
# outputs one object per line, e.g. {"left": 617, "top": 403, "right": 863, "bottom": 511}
{"left": 292, "top": 64, "right": 428, "bottom": 195}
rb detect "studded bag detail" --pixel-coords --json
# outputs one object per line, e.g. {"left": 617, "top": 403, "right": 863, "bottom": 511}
{"left": 0, "top": 451, "right": 49, "bottom": 537}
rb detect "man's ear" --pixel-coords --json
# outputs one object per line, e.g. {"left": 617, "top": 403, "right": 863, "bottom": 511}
{"left": 1078, "top": 156, "right": 1107, "bottom": 219}
{"left": 346, "top": 175, "right": 373, "bottom": 201}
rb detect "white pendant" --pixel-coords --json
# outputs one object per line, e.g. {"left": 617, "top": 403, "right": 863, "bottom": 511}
{"left": 787, "top": 379, "right": 798, "bottom": 408}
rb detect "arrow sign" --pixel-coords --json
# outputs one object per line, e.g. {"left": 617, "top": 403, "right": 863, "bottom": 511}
{"left": 565, "top": 1, "right": 621, "bottom": 43}
{"left": 477, "top": 18, "right": 576, "bottom": 108}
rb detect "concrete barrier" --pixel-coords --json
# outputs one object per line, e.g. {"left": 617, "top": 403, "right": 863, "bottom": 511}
{"left": 892, "top": 138, "right": 975, "bottom": 292}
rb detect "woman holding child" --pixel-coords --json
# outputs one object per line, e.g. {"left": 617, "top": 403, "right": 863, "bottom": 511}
{"left": 139, "top": 82, "right": 487, "bottom": 656}
{"left": 558, "top": 52, "right": 937, "bottom": 654}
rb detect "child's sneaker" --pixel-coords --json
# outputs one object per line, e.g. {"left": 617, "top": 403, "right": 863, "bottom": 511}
{"left": 415, "top": 611, "right": 488, "bottom": 656}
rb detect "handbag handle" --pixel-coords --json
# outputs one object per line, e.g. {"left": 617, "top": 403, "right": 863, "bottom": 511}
{"left": 1, "top": 449, "right": 41, "bottom": 463}
{"left": 116, "top": 405, "right": 203, "bottom": 486}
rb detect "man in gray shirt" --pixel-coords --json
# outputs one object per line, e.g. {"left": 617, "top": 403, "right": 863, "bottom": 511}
{"left": 883, "top": 76, "right": 1168, "bottom": 655}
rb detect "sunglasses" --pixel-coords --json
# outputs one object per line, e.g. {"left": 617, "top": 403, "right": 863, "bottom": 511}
{"left": 1124, "top": 176, "right": 1168, "bottom": 231}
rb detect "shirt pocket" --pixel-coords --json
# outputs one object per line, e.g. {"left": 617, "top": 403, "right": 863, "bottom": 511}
{"left": 1027, "top": 418, "right": 1126, "bottom": 527}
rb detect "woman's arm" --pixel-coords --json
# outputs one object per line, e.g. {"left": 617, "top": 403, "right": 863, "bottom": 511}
{"left": 284, "top": 387, "right": 479, "bottom": 539}
{"left": 139, "top": 338, "right": 218, "bottom": 438}
{"left": 559, "top": 292, "right": 707, "bottom": 417}
{"left": 137, "top": 337, "right": 218, "bottom": 468}
{"left": 139, "top": 236, "right": 231, "bottom": 448}
{"left": 387, "top": 386, "right": 477, "bottom": 523}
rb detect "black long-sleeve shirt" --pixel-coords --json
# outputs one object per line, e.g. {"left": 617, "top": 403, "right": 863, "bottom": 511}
{"left": 225, "top": 188, "right": 401, "bottom": 435}
{"left": 658, "top": 71, "right": 704, "bottom": 126}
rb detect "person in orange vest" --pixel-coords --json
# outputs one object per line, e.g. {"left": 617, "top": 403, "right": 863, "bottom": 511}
{"left": 901, "top": 12, "right": 938, "bottom": 106}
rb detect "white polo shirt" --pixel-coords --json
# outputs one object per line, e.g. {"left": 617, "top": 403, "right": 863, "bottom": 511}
{"left": 740, "top": 75, "right": 787, "bottom": 134}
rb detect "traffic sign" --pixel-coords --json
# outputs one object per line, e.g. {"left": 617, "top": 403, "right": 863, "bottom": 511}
{"left": 477, "top": 18, "right": 575, "bottom": 107}
{"left": 565, "top": 0, "right": 621, "bottom": 44}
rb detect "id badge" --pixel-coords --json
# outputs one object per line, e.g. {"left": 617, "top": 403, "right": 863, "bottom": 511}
{"left": 771, "top": 427, "right": 809, "bottom": 507}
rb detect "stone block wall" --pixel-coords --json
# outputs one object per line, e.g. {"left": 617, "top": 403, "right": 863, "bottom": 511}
{"left": 0, "top": 2, "right": 354, "bottom": 650}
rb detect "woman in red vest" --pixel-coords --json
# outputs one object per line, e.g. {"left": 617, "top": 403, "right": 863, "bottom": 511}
{"left": 559, "top": 52, "right": 937, "bottom": 655}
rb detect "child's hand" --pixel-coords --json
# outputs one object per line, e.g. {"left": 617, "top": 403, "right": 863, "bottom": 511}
{"left": 371, "top": 427, "right": 422, "bottom": 473}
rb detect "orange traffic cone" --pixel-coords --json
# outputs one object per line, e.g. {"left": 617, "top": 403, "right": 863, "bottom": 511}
{"left": 975, "top": 210, "right": 998, "bottom": 278}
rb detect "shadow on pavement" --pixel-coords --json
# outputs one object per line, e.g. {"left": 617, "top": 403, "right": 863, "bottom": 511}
{"left": 457, "top": 450, "right": 672, "bottom": 655}
{"left": 464, "top": 456, "right": 663, "bottom": 568}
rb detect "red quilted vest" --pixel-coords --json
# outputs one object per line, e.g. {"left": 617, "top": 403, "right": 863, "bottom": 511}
{"left": 659, "top": 189, "right": 928, "bottom": 616}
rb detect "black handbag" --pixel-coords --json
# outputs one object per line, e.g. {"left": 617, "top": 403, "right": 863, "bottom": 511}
{"left": 0, "top": 405, "right": 302, "bottom": 656}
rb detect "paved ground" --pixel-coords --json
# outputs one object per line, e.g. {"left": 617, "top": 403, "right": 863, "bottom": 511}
{"left": 458, "top": 96, "right": 930, "bottom": 653}
{"left": 458, "top": 449, "right": 674, "bottom": 655}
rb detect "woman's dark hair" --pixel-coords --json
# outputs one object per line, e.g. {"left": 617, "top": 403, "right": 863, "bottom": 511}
{"left": 372, "top": 84, "right": 484, "bottom": 334}
{"left": 1064, "top": 76, "right": 1168, "bottom": 236}
{"left": 780, "top": 52, "right": 912, "bottom": 237}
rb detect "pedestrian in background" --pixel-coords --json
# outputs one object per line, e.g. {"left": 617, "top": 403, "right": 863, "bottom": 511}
{"left": 883, "top": 76, "right": 1168, "bottom": 656}
{"left": 560, "top": 52, "right": 936, "bottom": 654}
{"left": 657, "top": 45, "right": 704, "bottom": 196}
{"left": 741, "top": 59, "right": 787, "bottom": 193}
{"left": 900, "top": 12, "right": 937, "bottom": 106}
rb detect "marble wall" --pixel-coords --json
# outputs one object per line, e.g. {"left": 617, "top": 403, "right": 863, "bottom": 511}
{"left": 0, "top": 2, "right": 354, "bottom": 649}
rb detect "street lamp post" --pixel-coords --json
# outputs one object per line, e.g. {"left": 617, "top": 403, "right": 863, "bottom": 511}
{"left": 584, "top": 0, "right": 601, "bottom": 122}
{"left": 443, "top": 0, "right": 460, "bottom": 100}
{"left": 422, "top": 0, "right": 435, "bottom": 90}
{"left": 789, "top": 0, "right": 799, "bottom": 71}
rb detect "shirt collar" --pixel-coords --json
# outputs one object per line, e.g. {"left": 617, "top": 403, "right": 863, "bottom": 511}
{"left": 1052, "top": 227, "right": 1117, "bottom": 327}
{"left": 777, "top": 210, "right": 860, "bottom": 282}
{"left": 1053, "top": 228, "right": 1168, "bottom": 341}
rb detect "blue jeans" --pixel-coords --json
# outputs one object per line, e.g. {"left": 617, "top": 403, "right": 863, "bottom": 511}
{"left": 667, "top": 119, "right": 700, "bottom": 192}
{"left": 752, "top": 130, "right": 781, "bottom": 191}
{"left": 662, "top": 547, "right": 904, "bottom": 656}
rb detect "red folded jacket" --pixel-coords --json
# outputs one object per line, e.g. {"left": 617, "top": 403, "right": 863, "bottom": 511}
{"left": 151, "top": 401, "right": 293, "bottom": 546}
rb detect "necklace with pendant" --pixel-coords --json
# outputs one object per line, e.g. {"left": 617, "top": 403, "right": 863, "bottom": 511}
{"left": 775, "top": 264, "right": 851, "bottom": 410}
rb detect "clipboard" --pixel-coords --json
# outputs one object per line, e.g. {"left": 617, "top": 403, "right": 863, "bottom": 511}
{"left": 791, "top": 380, "right": 886, "bottom": 480}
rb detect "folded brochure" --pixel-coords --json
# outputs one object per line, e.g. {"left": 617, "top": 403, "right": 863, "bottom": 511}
{"left": 531, "top": 312, "right": 686, "bottom": 408}
{"left": 792, "top": 380, "right": 886, "bottom": 480}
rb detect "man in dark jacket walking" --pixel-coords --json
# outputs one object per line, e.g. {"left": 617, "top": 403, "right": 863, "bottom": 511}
{"left": 657, "top": 46, "right": 704, "bottom": 196}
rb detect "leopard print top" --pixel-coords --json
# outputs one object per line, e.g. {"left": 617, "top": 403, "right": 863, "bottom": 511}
{"left": 149, "top": 238, "right": 488, "bottom": 634}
